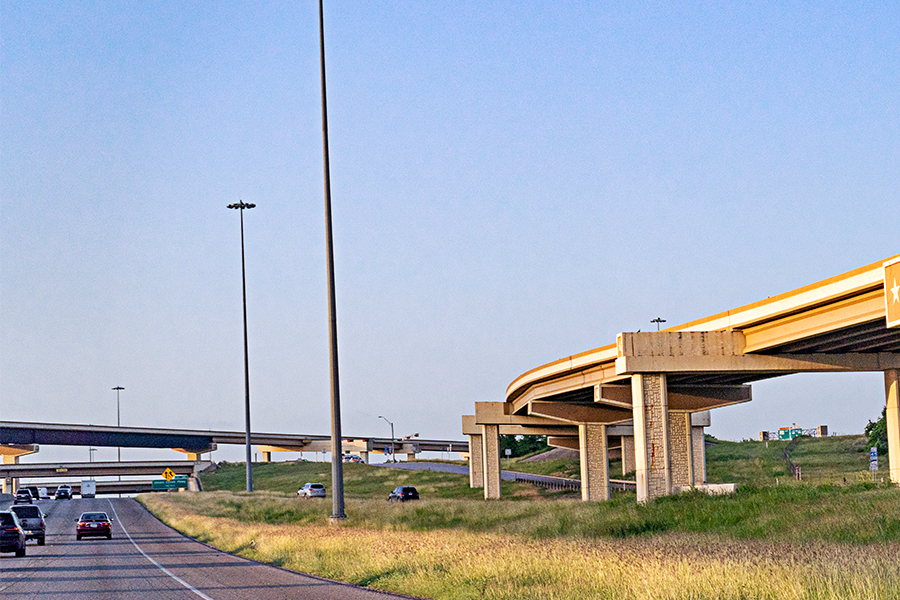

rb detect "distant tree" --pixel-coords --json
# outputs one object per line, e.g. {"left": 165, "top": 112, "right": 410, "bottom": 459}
{"left": 499, "top": 434, "right": 549, "bottom": 458}
{"left": 865, "top": 407, "right": 889, "bottom": 456}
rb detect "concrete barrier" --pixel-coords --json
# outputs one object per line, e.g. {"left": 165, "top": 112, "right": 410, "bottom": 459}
{"left": 673, "top": 483, "right": 737, "bottom": 495}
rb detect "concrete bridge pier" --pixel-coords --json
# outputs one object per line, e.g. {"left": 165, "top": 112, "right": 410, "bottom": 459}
{"left": 886, "top": 369, "right": 900, "bottom": 484}
{"left": 579, "top": 424, "right": 609, "bottom": 501}
{"left": 467, "top": 433, "right": 484, "bottom": 488}
{"left": 1, "top": 445, "right": 38, "bottom": 494}
{"left": 482, "top": 425, "right": 501, "bottom": 499}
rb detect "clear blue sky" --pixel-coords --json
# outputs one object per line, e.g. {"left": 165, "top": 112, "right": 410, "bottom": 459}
{"left": 2, "top": 1, "right": 898, "bottom": 463}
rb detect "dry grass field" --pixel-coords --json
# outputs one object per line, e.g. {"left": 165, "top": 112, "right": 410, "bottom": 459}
{"left": 142, "top": 491, "right": 900, "bottom": 600}
{"left": 138, "top": 436, "right": 900, "bottom": 598}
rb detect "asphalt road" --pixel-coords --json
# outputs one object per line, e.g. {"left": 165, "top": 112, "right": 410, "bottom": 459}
{"left": 0, "top": 496, "right": 416, "bottom": 599}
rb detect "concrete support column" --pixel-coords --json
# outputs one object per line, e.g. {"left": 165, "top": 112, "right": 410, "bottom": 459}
{"left": 886, "top": 369, "right": 900, "bottom": 484}
{"left": 621, "top": 435, "right": 635, "bottom": 476}
{"left": 482, "top": 424, "right": 501, "bottom": 499}
{"left": 578, "top": 423, "right": 609, "bottom": 502}
{"left": 468, "top": 434, "right": 484, "bottom": 488}
{"left": 668, "top": 412, "right": 693, "bottom": 488}
{"left": 2, "top": 455, "right": 19, "bottom": 494}
{"left": 692, "top": 426, "right": 707, "bottom": 484}
{"left": 261, "top": 451, "right": 272, "bottom": 463}
{"left": 632, "top": 373, "right": 671, "bottom": 503}
{"left": 360, "top": 451, "right": 369, "bottom": 464}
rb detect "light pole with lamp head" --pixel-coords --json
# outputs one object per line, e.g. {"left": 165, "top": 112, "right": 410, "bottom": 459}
{"left": 227, "top": 200, "right": 256, "bottom": 492}
{"left": 112, "top": 387, "right": 124, "bottom": 462}
{"left": 112, "top": 386, "right": 124, "bottom": 495}
{"left": 378, "top": 416, "right": 395, "bottom": 463}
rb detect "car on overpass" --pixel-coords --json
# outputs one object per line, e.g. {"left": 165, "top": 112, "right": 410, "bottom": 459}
{"left": 0, "top": 511, "right": 27, "bottom": 557}
{"left": 76, "top": 512, "right": 113, "bottom": 540}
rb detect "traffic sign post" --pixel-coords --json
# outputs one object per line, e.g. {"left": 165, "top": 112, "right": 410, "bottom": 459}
{"left": 870, "top": 447, "right": 879, "bottom": 481}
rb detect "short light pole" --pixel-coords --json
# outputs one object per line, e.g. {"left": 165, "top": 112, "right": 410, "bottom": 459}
{"left": 651, "top": 317, "right": 666, "bottom": 331}
{"left": 227, "top": 200, "right": 256, "bottom": 493}
{"left": 379, "top": 416, "right": 395, "bottom": 463}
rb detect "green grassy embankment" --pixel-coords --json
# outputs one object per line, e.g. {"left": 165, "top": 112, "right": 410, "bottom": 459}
{"left": 136, "top": 435, "right": 900, "bottom": 599}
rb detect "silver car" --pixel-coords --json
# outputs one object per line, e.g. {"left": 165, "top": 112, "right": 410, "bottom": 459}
{"left": 297, "top": 483, "right": 326, "bottom": 498}
{"left": 10, "top": 505, "right": 46, "bottom": 546}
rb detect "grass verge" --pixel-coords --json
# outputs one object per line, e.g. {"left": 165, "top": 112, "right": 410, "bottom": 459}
{"left": 141, "top": 490, "right": 900, "bottom": 600}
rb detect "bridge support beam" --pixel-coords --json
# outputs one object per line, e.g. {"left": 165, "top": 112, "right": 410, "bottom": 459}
{"left": 579, "top": 424, "right": 609, "bottom": 501}
{"left": 468, "top": 434, "right": 484, "bottom": 488}
{"left": 482, "top": 425, "right": 501, "bottom": 499}
{"left": 632, "top": 373, "right": 671, "bottom": 503}
{"left": 886, "top": 369, "right": 900, "bottom": 484}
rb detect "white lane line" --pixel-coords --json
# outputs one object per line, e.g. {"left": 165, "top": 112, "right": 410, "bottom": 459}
{"left": 107, "top": 499, "right": 215, "bottom": 600}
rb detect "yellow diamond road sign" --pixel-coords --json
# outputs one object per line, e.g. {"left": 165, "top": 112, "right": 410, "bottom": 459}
{"left": 886, "top": 258, "right": 900, "bottom": 329}
{"left": 162, "top": 468, "right": 176, "bottom": 481}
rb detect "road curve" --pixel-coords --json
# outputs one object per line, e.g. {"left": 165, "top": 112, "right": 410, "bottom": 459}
{"left": 0, "top": 496, "right": 419, "bottom": 599}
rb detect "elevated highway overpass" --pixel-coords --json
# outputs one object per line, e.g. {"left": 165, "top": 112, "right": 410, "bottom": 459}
{"left": 465, "top": 254, "right": 900, "bottom": 502}
{"left": 1, "top": 422, "right": 467, "bottom": 493}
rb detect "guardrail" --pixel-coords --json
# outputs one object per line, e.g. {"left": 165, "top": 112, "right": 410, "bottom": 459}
{"left": 509, "top": 471, "right": 637, "bottom": 493}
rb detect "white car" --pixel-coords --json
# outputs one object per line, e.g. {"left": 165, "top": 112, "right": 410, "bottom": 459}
{"left": 297, "top": 483, "right": 326, "bottom": 498}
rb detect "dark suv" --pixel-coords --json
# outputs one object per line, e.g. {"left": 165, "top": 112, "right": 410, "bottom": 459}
{"left": 388, "top": 486, "right": 419, "bottom": 502}
{"left": 0, "top": 512, "right": 26, "bottom": 557}
{"left": 11, "top": 504, "right": 47, "bottom": 545}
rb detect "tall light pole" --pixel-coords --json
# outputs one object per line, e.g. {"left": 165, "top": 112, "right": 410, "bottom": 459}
{"left": 651, "top": 317, "right": 666, "bottom": 331}
{"left": 319, "top": 0, "right": 346, "bottom": 521}
{"left": 379, "top": 416, "right": 395, "bottom": 463}
{"left": 112, "top": 387, "right": 124, "bottom": 463}
{"left": 227, "top": 200, "right": 256, "bottom": 493}
{"left": 112, "top": 386, "right": 124, "bottom": 495}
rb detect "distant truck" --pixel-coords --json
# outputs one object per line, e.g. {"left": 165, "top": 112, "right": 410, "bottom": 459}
{"left": 80, "top": 480, "right": 96, "bottom": 498}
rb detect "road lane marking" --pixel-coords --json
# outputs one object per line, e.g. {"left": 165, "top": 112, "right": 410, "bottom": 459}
{"left": 107, "top": 499, "right": 215, "bottom": 600}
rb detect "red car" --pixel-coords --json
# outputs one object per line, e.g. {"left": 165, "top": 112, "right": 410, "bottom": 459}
{"left": 76, "top": 512, "right": 113, "bottom": 540}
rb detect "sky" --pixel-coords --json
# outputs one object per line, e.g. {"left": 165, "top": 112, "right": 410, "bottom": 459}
{"left": 2, "top": 1, "right": 899, "bottom": 466}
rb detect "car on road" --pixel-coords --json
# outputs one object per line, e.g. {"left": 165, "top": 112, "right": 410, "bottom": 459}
{"left": 297, "top": 483, "right": 326, "bottom": 498}
{"left": 10, "top": 505, "right": 47, "bottom": 545}
{"left": 342, "top": 454, "right": 362, "bottom": 463}
{"left": 24, "top": 486, "right": 41, "bottom": 500}
{"left": 388, "top": 486, "right": 419, "bottom": 502}
{"left": 13, "top": 490, "right": 33, "bottom": 504}
{"left": 0, "top": 511, "right": 27, "bottom": 557}
{"left": 76, "top": 512, "right": 113, "bottom": 540}
{"left": 39, "top": 488, "right": 50, "bottom": 500}
{"left": 55, "top": 485, "right": 72, "bottom": 500}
